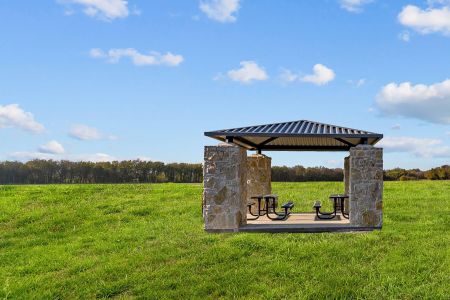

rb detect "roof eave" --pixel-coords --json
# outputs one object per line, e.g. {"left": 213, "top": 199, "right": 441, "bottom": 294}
{"left": 204, "top": 131, "right": 383, "bottom": 139}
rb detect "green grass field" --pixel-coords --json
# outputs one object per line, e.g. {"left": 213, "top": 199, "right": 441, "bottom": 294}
{"left": 0, "top": 181, "right": 449, "bottom": 299}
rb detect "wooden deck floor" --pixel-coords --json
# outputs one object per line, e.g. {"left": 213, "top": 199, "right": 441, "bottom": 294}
{"left": 240, "top": 213, "right": 377, "bottom": 233}
{"left": 247, "top": 212, "right": 350, "bottom": 225}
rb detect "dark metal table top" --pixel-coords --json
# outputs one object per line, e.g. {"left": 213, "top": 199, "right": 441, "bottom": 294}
{"left": 329, "top": 194, "right": 349, "bottom": 198}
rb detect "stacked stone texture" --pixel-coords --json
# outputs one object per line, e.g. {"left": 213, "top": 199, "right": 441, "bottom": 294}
{"left": 203, "top": 144, "right": 247, "bottom": 231}
{"left": 349, "top": 145, "right": 383, "bottom": 227}
{"left": 246, "top": 154, "right": 272, "bottom": 212}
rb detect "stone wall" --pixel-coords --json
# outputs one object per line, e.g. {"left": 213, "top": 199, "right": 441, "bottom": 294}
{"left": 203, "top": 144, "right": 247, "bottom": 232}
{"left": 349, "top": 145, "right": 383, "bottom": 228}
{"left": 246, "top": 154, "right": 272, "bottom": 212}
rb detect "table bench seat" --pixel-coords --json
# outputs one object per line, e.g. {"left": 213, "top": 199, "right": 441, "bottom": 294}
{"left": 281, "top": 201, "right": 294, "bottom": 209}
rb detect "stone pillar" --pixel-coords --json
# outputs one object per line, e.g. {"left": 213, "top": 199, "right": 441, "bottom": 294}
{"left": 203, "top": 143, "right": 247, "bottom": 232}
{"left": 246, "top": 154, "right": 272, "bottom": 212}
{"left": 343, "top": 156, "right": 350, "bottom": 213}
{"left": 349, "top": 145, "right": 383, "bottom": 228}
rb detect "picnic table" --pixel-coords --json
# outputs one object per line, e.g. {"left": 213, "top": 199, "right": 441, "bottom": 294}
{"left": 329, "top": 194, "right": 349, "bottom": 219}
{"left": 313, "top": 194, "right": 349, "bottom": 219}
{"left": 247, "top": 194, "right": 294, "bottom": 221}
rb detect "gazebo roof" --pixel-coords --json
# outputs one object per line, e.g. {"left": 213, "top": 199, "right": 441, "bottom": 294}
{"left": 204, "top": 119, "right": 383, "bottom": 151}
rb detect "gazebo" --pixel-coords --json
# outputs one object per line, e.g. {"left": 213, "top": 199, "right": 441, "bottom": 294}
{"left": 203, "top": 120, "right": 383, "bottom": 233}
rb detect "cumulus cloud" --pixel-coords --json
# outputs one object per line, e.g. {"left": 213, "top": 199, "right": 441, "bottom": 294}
{"left": 301, "top": 64, "right": 335, "bottom": 85}
{"left": 69, "top": 124, "right": 101, "bottom": 140}
{"left": 339, "top": 0, "right": 373, "bottom": 13}
{"left": 279, "top": 65, "right": 336, "bottom": 86}
{"left": 39, "top": 140, "right": 65, "bottom": 154}
{"left": 199, "top": 0, "right": 240, "bottom": 22}
{"left": 226, "top": 61, "right": 268, "bottom": 84}
{"left": 376, "top": 79, "right": 450, "bottom": 124}
{"left": 378, "top": 136, "right": 450, "bottom": 158}
{"left": 89, "top": 48, "right": 183, "bottom": 67}
{"left": 69, "top": 124, "right": 117, "bottom": 141}
{"left": 60, "top": 0, "right": 131, "bottom": 20}
{"left": 0, "top": 104, "right": 45, "bottom": 133}
{"left": 398, "top": 4, "right": 450, "bottom": 35}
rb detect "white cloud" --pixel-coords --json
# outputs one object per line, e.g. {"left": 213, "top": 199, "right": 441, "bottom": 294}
{"left": 69, "top": 124, "right": 101, "bottom": 140}
{"left": 0, "top": 104, "right": 45, "bottom": 133}
{"left": 398, "top": 31, "right": 411, "bottom": 42}
{"left": 199, "top": 0, "right": 240, "bottom": 23}
{"left": 355, "top": 78, "right": 365, "bottom": 87}
{"left": 279, "top": 69, "right": 300, "bottom": 84}
{"left": 348, "top": 78, "right": 366, "bottom": 87}
{"left": 212, "top": 73, "right": 226, "bottom": 81}
{"left": 89, "top": 48, "right": 183, "bottom": 67}
{"left": 39, "top": 140, "right": 65, "bottom": 154}
{"left": 226, "top": 61, "right": 268, "bottom": 84}
{"left": 325, "top": 159, "right": 344, "bottom": 168}
{"left": 376, "top": 79, "right": 450, "bottom": 124}
{"left": 391, "top": 124, "right": 401, "bottom": 130}
{"left": 69, "top": 124, "right": 116, "bottom": 141}
{"left": 74, "top": 153, "right": 116, "bottom": 162}
{"left": 280, "top": 66, "right": 337, "bottom": 86}
{"left": 61, "top": 0, "right": 130, "bottom": 20}
{"left": 9, "top": 151, "right": 116, "bottom": 162}
{"left": 89, "top": 48, "right": 104, "bottom": 58}
{"left": 301, "top": 64, "right": 335, "bottom": 86}
{"left": 339, "top": 0, "right": 373, "bottom": 13}
{"left": 398, "top": 4, "right": 450, "bottom": 35}
{"left": 9, "top": 152, "right": 55, "bottom": 161}
{"left": 378, "top": 136, "right": 450, "bottom": 158}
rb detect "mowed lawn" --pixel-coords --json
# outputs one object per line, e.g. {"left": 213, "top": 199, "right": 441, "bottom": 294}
{"left": 0, "top": 182, "right": 449, "bottom": 299}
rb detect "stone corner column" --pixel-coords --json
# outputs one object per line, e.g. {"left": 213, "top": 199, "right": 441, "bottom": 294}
{"left": 247, "top": 154, "right": 272, "bottom": 211}
{"left": 349, "top": 145, "right": 383, "bottom": 228}
{"left": 203, "top": 143, "right": 247, "bottom": 232}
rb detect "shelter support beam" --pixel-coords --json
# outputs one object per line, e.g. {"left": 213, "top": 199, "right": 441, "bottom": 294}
{"left": 344, "top": 156, "right": 350, "bottom": 213}
{"left": 335, "top": 138, "right": 355, "bottom": 147}
{"left": 349, "top": 145, "right": 383, "bottom": 228}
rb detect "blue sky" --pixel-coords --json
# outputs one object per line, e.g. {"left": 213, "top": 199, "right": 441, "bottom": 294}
{"left": 1, "top": 0, "right": 449, "bottom": 169}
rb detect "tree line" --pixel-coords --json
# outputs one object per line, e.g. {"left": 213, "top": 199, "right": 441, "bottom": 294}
{"left": 271, "top": 166, "right": 344, "bottom": 182}
{"left": 0, "top": 160, "right": 448, "bottom": 184}
{"left": 0, "top": 160, "right": 203, "bottom": 184}
{"left": 383, "top": 165, "right": 450, "bottom": 181}
{"left": 272, "top": 165, "right": 450, "bottom": 182}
